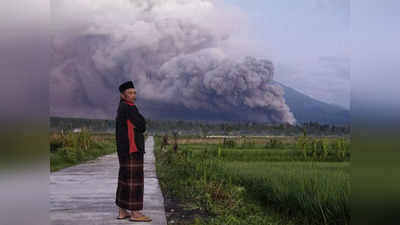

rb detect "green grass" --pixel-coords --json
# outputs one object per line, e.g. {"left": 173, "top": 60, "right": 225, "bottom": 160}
{"left": 154, "top": 136, "right": 350, "bottom": 225}
{"left": 50, "top": 131, "right": 116, "bottom": 172}
{"left": 221, "top": 161, "right": 350, "bottom": 225}
{"left": 180, "top": 143, "right": 349, "bottom": 162}
{"left": 155, "top": 141, "right": 298, "bottom": 225}
{"left": 50, "top": 142, "right": 115, "bottom": 172}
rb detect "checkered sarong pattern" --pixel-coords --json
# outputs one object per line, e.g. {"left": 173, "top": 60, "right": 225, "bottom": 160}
{"left": 115, "top": 152, "right": 144, "bottom": 210}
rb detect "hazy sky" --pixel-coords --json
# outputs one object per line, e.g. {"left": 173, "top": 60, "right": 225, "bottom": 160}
{"left": 222, "top": 0, "right": 350, "bottom": 109}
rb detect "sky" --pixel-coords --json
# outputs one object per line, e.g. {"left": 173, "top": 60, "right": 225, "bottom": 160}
{"left": 222, "top": 0, "right": 350, "bottom": 109}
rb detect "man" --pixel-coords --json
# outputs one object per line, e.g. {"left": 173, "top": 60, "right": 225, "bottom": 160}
{"left": 115, "top": 81, "right": 152, "bottom": 222}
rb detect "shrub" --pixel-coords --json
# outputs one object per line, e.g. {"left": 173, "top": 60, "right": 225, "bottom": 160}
{"left": 264, "top": 139, "right": 284, "bottom": 149}
{"left": 222, "top": 138, "right": 236, "bottom": 148}
{"left": 59, "top": 147, "right": 79, "bottom": 163}
{"left": 50, "top": 138, "right": 64, "bottom": 153}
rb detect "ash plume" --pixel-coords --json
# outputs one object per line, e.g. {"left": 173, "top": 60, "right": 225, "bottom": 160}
{"left": 51, "top": 0, "right": 296, "bottom": 124}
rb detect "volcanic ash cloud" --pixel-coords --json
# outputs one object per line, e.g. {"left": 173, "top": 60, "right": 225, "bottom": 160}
{"left": 148, "top": 49, "right": 296, "bottom": 124}
{"left": 50, "top": 0, "right": 296, "bottom": 124}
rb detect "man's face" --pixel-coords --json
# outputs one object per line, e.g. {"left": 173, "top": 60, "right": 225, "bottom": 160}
{"left": 122, "top": 88, "right": 136, "bottom": 102}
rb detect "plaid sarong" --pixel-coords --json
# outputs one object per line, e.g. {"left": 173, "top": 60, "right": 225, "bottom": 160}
{"left": 115, "top": 152, "right": 144, "bottom": 210}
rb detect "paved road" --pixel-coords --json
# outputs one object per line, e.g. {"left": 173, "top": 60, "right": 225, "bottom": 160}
{"left": 50, "top": 136, "right": 167, "bottom": 225}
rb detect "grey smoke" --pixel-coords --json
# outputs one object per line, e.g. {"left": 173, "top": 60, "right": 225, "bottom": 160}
{"left": 51, "top": 0, "right": 296, "bottom": 124}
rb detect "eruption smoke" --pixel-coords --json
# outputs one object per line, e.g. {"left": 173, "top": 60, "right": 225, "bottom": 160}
{"left": 51, "top": 0, "right": 296, "bottom": 124}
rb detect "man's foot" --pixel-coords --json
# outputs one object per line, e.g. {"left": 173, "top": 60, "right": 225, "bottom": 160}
{"left": 130, "top": 211, "right": 152, "bottom": 222}
{"left": 116, "top": 209, "right": 130, "bottom": 219}
{"left": 131, "top": 211, "right": 151, "bottom": 217}
{"left": 131, "top": 211, "right": 145, "bottom": 218}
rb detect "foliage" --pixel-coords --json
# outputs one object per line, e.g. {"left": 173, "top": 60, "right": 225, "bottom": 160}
{"left": 154, "top": 136, "right": 350, "bottom": 225}
{"left": 297, "top": 137, "right": 350, "bottom": 161}
{"left": 50, "top": 130, "right": 115, "bottom": 172}
{"left": 264, "top": 139, "right": 284, "bottom": 149}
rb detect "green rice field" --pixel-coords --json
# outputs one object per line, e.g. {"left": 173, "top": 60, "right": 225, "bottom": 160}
{"left": 155, "top": 135, "right": 350, "bottom": 225}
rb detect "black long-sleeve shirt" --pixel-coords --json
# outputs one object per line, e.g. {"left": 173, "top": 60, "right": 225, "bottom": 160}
{"left": 115, "top": 99, "right": 146, "bottom": 160}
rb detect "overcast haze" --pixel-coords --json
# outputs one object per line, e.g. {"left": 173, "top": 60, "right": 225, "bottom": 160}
{"left": 223, "top": 0, "right": 350, "bottom": 109}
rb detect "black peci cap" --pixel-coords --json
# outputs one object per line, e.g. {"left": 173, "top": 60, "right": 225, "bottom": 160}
{"left": 119, "top": 81, "right": 135, "bottom": 93}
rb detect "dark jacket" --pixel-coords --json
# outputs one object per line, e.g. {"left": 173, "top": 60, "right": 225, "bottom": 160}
{"left": 115, "top": 99, "right": 146, "bottom": 160}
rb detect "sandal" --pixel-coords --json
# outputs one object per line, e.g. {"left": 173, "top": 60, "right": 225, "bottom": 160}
{"left": 116, "top": 214, "right": 130, "bottom": 220}
{"left": 129, "top": 215, "right": 152, "bottom": 222}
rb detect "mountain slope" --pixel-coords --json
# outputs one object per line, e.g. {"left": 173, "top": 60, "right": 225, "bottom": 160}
{"left": 276, "top": 82, "right": 350, "bottom": 124}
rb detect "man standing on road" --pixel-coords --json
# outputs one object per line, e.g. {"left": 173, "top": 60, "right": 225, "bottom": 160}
{"left": 115, "top": 80, "right": 152, "bottom": 222}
